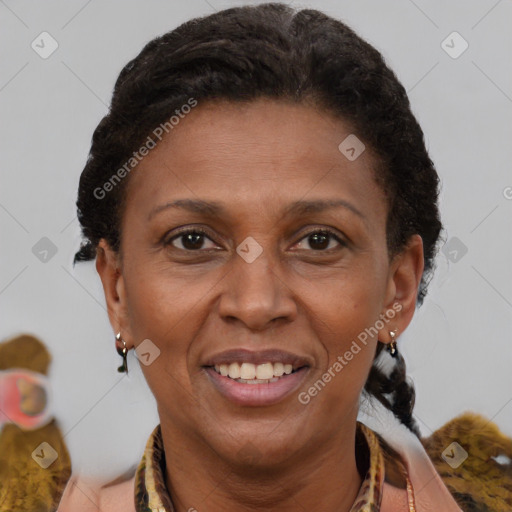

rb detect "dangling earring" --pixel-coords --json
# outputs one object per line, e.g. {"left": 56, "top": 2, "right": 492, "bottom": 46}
{"left": 387, "top": 329, "right": 398, "bottom": 358}
{"left": 115, "top": 332, "right": 128, "bottom": 374}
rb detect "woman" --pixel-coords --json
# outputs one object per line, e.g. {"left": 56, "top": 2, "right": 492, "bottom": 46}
{"left": 58, "top": 3, "right": 511, "bottom": 511}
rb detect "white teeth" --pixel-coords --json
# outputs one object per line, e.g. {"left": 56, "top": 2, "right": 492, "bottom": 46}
{"left": 228, "top": 362, "right": 241, "bottom": 379}
{"left": 238, "top": 378, "right": 280, "bottom": 384}
{"left": 256, "top": 363, "right": 274, "bottom": 380}
{"left": 240, "top": 363, "right": 256, "bottom": 380}
{"left": 213, "top": 361, "right": 300, "bottom": 381}
{"left": 273, "top": 362, "right": 284, "bottom": 377}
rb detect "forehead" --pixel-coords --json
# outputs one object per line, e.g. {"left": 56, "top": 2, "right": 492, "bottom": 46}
{"left": 123, "top": 98, "right": 387, "bottom": 224}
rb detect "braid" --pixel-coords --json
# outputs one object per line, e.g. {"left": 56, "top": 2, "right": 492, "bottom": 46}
{"left": 364, "top": 341, "right": 421, "bottom": 438}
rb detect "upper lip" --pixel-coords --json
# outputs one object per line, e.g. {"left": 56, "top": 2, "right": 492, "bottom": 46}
{"left": 202, "top": 348, "right": 312, "bottom": 369}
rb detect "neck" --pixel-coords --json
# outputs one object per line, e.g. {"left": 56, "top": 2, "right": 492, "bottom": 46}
{"left": 160, "top": 418, "right": 363, "bottom": 512}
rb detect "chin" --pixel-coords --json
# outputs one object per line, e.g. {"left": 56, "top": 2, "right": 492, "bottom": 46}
{"left": 209, "top": 422, "right": 307, "bottom": 470}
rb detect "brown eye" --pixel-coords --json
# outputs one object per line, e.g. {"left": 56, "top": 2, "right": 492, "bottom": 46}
{"left": 165, "top": 228, "right": 218, "bottom": 251}
{"left": 295, "top": 229, "right": 346, "bottom": 251}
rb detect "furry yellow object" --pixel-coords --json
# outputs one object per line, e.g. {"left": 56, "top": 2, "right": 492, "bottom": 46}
{"left": 422, "top": 412, "right": 512, "bottom": 512}
{"left": 0, "top": 335, "right": 71, "bottom": 512}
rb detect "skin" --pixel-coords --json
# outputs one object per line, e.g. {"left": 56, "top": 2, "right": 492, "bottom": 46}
{"left": 96, "top": 98, "right": 424, "bottom": 512}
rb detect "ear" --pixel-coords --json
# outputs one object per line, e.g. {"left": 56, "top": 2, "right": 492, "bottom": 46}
{"left": 379, "top": 234, "right": 425, "bottom": 343}
{"left": 95, "top": 239, "right": 131, "bottom": 347}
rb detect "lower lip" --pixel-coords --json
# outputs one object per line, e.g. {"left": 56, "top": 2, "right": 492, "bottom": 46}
{"left": 204, "top": 367, "right": 309, "bottom": 406}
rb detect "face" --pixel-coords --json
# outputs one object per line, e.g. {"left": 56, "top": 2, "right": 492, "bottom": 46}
{"left": 97, "top": 98, "right": 423, "bottom": 468}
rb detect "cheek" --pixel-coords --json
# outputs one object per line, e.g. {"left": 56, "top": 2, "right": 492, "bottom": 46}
{"left": 122, "top": 266, "right": 203, "bottom": 378}
{"left": 122, "top": 271, "right": 202, "bottom": 421}
{"left": 308, "top": 262, "right": 385, "bottom": 345}
{"left": 122, "top": 243, "right": 208, "bottom": 330}
{"left": 302, "top": 304, "right": 378, "bottom": 419}
{"left": 303, "top": 263, "right": 384, "bottom": 396}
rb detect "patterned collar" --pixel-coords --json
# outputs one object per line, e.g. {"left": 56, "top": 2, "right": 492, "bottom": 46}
{"left": 134, "top": 422, "right": 392, "bottom": 511}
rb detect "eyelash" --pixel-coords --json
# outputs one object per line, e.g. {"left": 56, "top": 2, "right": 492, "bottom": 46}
{"left": 164, "top": 226, "right": 347, "bottom": 253}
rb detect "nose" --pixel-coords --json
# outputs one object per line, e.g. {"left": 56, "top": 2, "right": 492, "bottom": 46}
{"left": 217, "top": 248, "right": 297, "bottom": 331}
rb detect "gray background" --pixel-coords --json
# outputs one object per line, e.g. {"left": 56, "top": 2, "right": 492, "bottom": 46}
{"left": 1, "top": 0, "right": 511, "bottom": 480}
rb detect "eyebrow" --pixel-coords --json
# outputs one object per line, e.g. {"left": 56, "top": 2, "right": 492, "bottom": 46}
{"left": 147, "top": 198, "right": 366, "bottom": 222}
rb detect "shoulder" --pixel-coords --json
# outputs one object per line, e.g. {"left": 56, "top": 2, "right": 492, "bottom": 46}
{"left": 421, "top": 412, "right": 512, "bottom": 512}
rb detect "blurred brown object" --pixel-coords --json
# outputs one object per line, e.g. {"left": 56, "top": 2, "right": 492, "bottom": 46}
{"left": 0, "top": 334, "right": 72, "bottom": 512}
{"left": 0, "top": 334, "right": 51, "bottom": 373}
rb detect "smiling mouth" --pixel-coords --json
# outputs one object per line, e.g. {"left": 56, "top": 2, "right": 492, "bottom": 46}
{"left": 208, "top": 361, "right": 306, "bottom": 384}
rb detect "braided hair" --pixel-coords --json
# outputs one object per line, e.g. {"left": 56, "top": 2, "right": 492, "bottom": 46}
{"left": 73, "top": 3, "right": 442, "bottom": 438}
